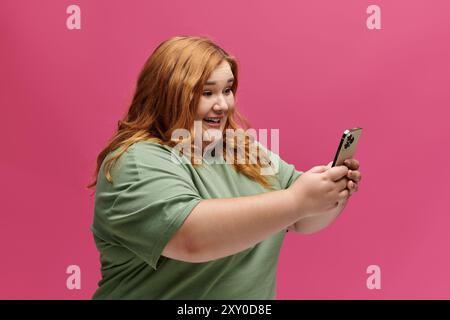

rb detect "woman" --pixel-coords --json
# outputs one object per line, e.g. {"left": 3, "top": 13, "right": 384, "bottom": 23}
{"left": 87, "top": 35, "right": 362, "bottom": 299}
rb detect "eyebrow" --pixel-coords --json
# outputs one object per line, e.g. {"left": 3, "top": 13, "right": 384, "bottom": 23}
{"left": 204, "top": 78, "right": 235, "bottom": 85}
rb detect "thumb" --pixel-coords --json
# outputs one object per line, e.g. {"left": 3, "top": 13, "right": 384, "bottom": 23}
{"left": 309, "top": 165, "right": 329, "bottom": 173}
{"left": 326, "top": 161, "right": 333, "bottom": 169}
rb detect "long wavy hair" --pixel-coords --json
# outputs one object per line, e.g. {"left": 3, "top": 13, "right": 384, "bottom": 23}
{"left": 87, "top": 35, "right": 278, "bottom": 191}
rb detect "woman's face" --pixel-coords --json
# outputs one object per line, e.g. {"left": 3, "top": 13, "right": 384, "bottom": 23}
{"left": 195, "top": 60, "right": 235, "bottom": 141}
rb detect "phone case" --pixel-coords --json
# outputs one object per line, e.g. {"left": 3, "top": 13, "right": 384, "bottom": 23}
{"left": 332, "top": 127, "right": 363, "bottom": 167}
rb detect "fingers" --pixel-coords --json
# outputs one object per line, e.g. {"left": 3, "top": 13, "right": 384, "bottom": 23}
{"left": 344, "top": 158, "right": 360, "bottom": 170}
{"left": 338, "top": 187, "right": 350, "bottom": 200}
{"left": 336, "top": 176, "right": 349, "bottom": 191}
{"left": 347, "top": 170, "right": 362, "bottom": 183}
{"left": 326, "top": 165, "right": 349, "bottom": 182}
{"left": 335, "top": 177, "right": 358, "bottom": 195}
{"left": 347, "top": 180, "right": 355, "bottom": 190}
{"left": 347, "top": 180, "right": 358, "bottom": 195}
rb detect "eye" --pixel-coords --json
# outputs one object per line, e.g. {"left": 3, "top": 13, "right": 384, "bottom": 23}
{"left": 202, "top": 88, "right": 233, "bottom": 97}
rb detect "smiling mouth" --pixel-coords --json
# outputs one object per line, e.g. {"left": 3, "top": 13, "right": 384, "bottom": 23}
{"left": 202, "top": 117, "right": 225, "bottom": 128}
{"left": 203, "top": 117, "right": 222, "bottom": 124}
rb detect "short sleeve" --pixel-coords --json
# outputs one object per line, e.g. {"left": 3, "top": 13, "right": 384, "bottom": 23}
{"left": 256, "top": 142, "right": 304, "bottom": 189}
{"left": 94, "top": 142, "right": 202, "bottom": 270}
{"left": 277, "top": 155, "right": 303, "bottom": 189}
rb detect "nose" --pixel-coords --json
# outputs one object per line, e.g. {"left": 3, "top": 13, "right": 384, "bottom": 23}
{"left": 212, "top": 95, "right": 228, "bottom": 113}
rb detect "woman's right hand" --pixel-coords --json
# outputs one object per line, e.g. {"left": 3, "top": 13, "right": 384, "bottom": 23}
{"left": 287, "top": 163, "right": 350, "bottom": 219}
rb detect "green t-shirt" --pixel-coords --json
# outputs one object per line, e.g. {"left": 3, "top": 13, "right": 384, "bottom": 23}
{"left": 91, "top": 140, "right": 303, "bottom": 299}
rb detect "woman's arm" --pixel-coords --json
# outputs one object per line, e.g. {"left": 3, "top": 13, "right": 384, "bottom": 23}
{"left": 163, "top": 163, "right": 356, "bottom": 263}
{"left": 288, "top": 198, "right": 348, "bottom": 234}
{"left": 166, "top": 189, "right": 307, "bottom": 263}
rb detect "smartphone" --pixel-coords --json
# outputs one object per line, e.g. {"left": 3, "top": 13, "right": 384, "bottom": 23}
{"left": 331, "top": 127, "right": 363, "bottom": 167}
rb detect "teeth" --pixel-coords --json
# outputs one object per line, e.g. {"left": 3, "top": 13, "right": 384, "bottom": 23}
{"left": 204, "top": 118, "right": 221, "bottom": 123}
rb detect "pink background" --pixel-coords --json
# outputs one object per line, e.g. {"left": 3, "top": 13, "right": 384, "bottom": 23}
{"left": 1, "top": 0, "right": 449, "bottom": 299}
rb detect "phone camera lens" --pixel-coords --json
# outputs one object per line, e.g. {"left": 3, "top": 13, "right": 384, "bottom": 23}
{"left": 346, "top": 135, "right": 354, "bottom": 144}
{"left": 344, "top": 135, "right": 354, "bottom": 149}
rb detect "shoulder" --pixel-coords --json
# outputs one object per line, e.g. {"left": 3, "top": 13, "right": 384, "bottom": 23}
{"left": 130, "top": 140, "right": 190, "bottom": 170}
{"left": 117, "top": 140, "right": 194, "bottom": 180}
{"left": 129, "top": 140, "right": 176, "bottom": 161}
{"left": 99, "top": 139, "right": 195, "bottom": 189}
{"left": 107, "top": 140, "right": 174, "bottom": 169}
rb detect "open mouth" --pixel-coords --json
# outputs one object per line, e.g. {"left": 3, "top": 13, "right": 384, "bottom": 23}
{"left": 203, "top": 117, "right": 222, "bottom": 127}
